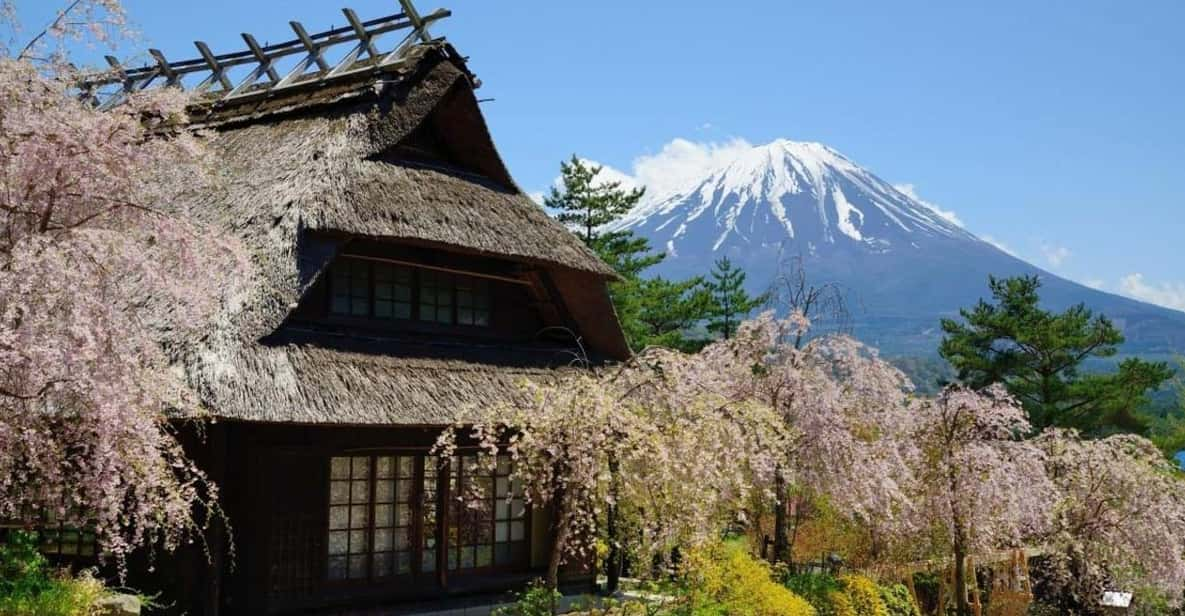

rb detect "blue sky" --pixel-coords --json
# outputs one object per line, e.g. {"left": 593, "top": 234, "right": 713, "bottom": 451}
{"left": 12, "top": 0, "right": 1185, "bottom": 311}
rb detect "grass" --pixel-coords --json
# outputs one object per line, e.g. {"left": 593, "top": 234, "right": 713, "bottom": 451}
{"left": 0, "top": 570, "right": 108, "bottom": 616}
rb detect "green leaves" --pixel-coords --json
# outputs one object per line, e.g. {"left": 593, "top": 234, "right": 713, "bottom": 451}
{"left": 704, "top": 256, "right": 768, "bottom": 340}
{"left": 939, "top": 275, "right": 1174, "bottom": 435}
{"left": 544, "top": 156, "right": 645, "bottom": 245}
{"left": 546, "top": 155, "right": 714, "bottom": 353}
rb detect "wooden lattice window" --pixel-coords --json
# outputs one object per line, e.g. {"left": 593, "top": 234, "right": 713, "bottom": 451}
{"left": 327, "top": 455, "right": 422, "bottom": 582}
{"left": 422, "top": 456, "right": 440, "bottom": 573}
{"left": 39, "top": 525, "right": 97, "bottom": 558}
{"left": 328, "top": 456, "right": 373, "bottom": 580}
{"left": 456, "top": 277, "right": 490, "bottom": 327}
{"left": 418, "top": 269, "right": 454, "bottom": 325}
{"left": 371, "top": 455, "right": 415, "bottom": 578}
{"left": 447, "top": 454, "right": 526, "bottom": 572}
{"left": 327, "top": 452, "right": 524, "bottom": 583}
{"left": 327, "top": 257, "right": 490, "bottom": 327}
{"left": 374, "top": 263, "right": 413, "bottom": 320}
{"left": 329, "top": 259, "right": 371, "bottom": 317}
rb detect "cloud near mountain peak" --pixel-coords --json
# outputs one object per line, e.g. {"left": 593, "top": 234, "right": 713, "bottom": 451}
{"left": 566, "top": 137, "right": 754, "bottom": 202}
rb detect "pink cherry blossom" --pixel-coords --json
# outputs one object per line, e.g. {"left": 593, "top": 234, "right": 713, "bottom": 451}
{"left": 0, "top": 40, "right": 246, "bottom": 573}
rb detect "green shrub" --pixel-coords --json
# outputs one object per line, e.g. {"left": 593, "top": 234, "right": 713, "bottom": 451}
{"left": 682, "top": 542, "right": 816, "bottom": 615}
{"left": 494, "top": 579, "right": 562, "bottom": 616}
{"left": 0, "top": 531, "right": 50, "bottom": 598}
{"left": 783, "top": 572, "right": 908, "bottom": 616}
{"left": 784, "top": 572, "right": 844, "bottom": 615}
{"left": 836, "top": 574, "right": 887, "bottom": 616}
{"left": 0, "top": 531, "right": 108, "bottom": 616}
{"left": 876, "top": 583, "right": 920, "bottom": 616}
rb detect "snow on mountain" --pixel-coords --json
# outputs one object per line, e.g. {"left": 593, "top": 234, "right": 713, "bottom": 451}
{"left": 610, "top": 139, "right": 1185, "bottom": 356}
{"left": 611, "top": 139, "right": 975, "bottom": 257}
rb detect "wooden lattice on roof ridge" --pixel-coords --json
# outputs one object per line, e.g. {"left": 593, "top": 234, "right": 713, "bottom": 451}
{"left": 79, "top": 0, "right": 451, "bottom": 109}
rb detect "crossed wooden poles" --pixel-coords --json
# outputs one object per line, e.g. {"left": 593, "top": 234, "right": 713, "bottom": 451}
{"left": 79, "top": 0, "right": 450, "bottom": 109}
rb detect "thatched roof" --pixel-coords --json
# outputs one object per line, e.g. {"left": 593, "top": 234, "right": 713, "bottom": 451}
{"left": 171, "top": 42, "right": 628, "bottom": 425}
{"left": 189, "top": 328, "right": 577, "bottom": 425}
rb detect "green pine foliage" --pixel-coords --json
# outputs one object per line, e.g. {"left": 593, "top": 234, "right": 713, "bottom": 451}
{"left": 1147, "top": 358, "right": 1185, "bottom": 458}
{"left": 939, "top": 275, "right": 1174, "bottom": 435}
{"left": 545, "top": 156, "right": 645, "bottom": 246}
{"left": 545, "top": 156, "right": 714, "bottom": 353}
{"left": 705, "top": 256, "right": 768, "bottom": 339}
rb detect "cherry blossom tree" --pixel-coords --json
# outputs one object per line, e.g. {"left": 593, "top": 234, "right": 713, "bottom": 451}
{"left": 1034, "top": 429, "right": 1185, "bottom": 610}
{"left": 910, "top": 386, "right": 1055, "bottom": 616}
{"left": 435, "top": 344, "right": 794, "bottom": 588}
{"left": 703, "top": 312, "right": 919, "bottom": 564}
{"left": 0, "top": 2, "right": 246, "bottom": 573}
{"left": 439, "top": 311, "right": 926, "bottom": 588}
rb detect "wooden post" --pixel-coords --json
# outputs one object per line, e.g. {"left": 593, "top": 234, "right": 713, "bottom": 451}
{"left": 203, "top": 422, "right": 228, "bottom": 616}
{"left": 436, "top": 456, "right": 449, "bottom": 590}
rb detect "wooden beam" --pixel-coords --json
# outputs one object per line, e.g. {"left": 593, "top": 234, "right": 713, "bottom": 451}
{"left": 77, "top": 6, "right": 452, "bottom": 108}
{"left": 343, "top": 8, "right": 379, "bottom": 58}
{"left": 339, "top": 254, "right": 532, "bottom": 287}
{"left": 241, "top": 33, "right": 280, "bottom": 82}
{"left": 194, "top": 41, "right": 233, "bottom": 92}
{"left": 224, "top": 33, "right": 279, "bottom": 99}
{"left": 148, "top": 49, "right": 182, "bottom": 88}
{"left": 398, "top": 0, "right": 433, "bottom": 43}
{"left": 290, "top": 20, "right": 329, "bottom": 72}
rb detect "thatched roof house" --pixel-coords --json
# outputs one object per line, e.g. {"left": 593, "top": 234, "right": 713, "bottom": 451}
{"left": 176, "top": 42, "right": 626, "bottom": 427}
{"left": 87, "top": 8, "right": 627, "bottom": 615}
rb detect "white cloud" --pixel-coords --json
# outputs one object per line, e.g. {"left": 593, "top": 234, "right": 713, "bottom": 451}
{"left": 1084, "top": 278, "right": 1106, "bottom": 290}
{"left": 631, "top": 138, "right": 753, "bottom": 199}
{"left": 981, "top": 235, "right": 1017, "bottom": 257}
{"left": 527, "top": 191, "right": 545, "bottom": 206}
{"left": 1119, "top": 273, "right": 1185, "bottom": 312}
{"left": 1040, "top": 242, "right": 1072, "bottom": 268}
{"left": 892, "top": 183, "right": 963, "bottom": 228}
{"left": 576, "top": 158, "right": 641, "bottom": 192}
{"left": 555, "top": 138, "right": 754, "bottom": 203}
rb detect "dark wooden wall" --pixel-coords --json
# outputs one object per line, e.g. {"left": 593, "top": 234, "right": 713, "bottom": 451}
{"left": 143, "top": 421, "right": 585, "bottom": 616}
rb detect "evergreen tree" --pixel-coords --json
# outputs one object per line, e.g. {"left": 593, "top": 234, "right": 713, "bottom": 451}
{"left": 544, "top": 156, "right": 644, "bottom": 245}
{"left": 633, "top": 276, "right": 714, "bottom": 352}
{"left": 545, "top": 157, "right": 710, "bottom": 352}
{"left": 1147, "top": 358, "right": 1185, "bottom": 459}
{"left": 939, "top": 275, "right": 1174, "bottom": 435}
{"left": 704, "top": 256, "right": 767, "bottom": 339}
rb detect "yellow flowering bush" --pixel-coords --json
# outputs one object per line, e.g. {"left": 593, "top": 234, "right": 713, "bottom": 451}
{"left": 785, "top": 572, "right": 900, "bottom": 616}
{"left": 827, "top": 589, "right": 857, "bottom": 616}
{"left": 683, "top": 542, "right": 816, "bottom": 615}
{"left": 837, "top": 574, "right": 888, "bottom": 616}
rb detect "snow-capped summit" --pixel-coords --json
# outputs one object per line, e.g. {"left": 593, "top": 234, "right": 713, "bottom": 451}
{"left": 612, "top": 139, "right": 972, "bottom": 256}
{"left": 610, "top": 139, "right": 1185, "bottom": 356}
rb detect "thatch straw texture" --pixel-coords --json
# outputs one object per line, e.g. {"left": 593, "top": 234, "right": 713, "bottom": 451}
{"left": 169, "top": 44, "right": 627, "bottom": 425}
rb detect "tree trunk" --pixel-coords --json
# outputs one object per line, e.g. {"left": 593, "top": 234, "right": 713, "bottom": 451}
{"left": 773, "top": 467, "right": 789, "bottom": 563}
{"left": 547, "top": 491, "right": 572, "bottom": 591}
{"left": 954, "top": 533, "right": 969, "bottom": 616}
{"left": 604, "top": 456, "right": 622, "bottom": 594}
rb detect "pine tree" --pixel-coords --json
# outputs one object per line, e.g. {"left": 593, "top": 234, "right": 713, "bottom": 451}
{"left": 939, "top": 275, "right": 1174, "bottom": 435}
{"left": 544, "top": 156, "right": 709, "bottom": 353}
{"left": 633, "top": 276, "right": 714, "bottom": 352}
{"left": 704, "top": 256, "right": 767, "bottom": 339}
{"left": 544, "top": 156, "right": 644, "bottom": 245}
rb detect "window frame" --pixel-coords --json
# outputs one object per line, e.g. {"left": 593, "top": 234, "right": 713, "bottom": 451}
{"left": 323, "top": 450, "right": 529, "bottom": 588}
{"left": 326, "top": 258, "right": 492, "bottom": 330}
{"left": 446, "top": 453, "right": 527, "bottom": 574}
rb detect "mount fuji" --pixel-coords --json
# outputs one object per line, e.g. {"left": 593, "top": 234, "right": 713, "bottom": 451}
{"left": 609, "top": 139, "right": 1185, "bottom": 355}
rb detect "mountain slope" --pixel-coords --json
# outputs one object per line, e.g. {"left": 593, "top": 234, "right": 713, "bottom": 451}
{"left": 611, "top": 139, "right": 1185, "bottom": 355}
